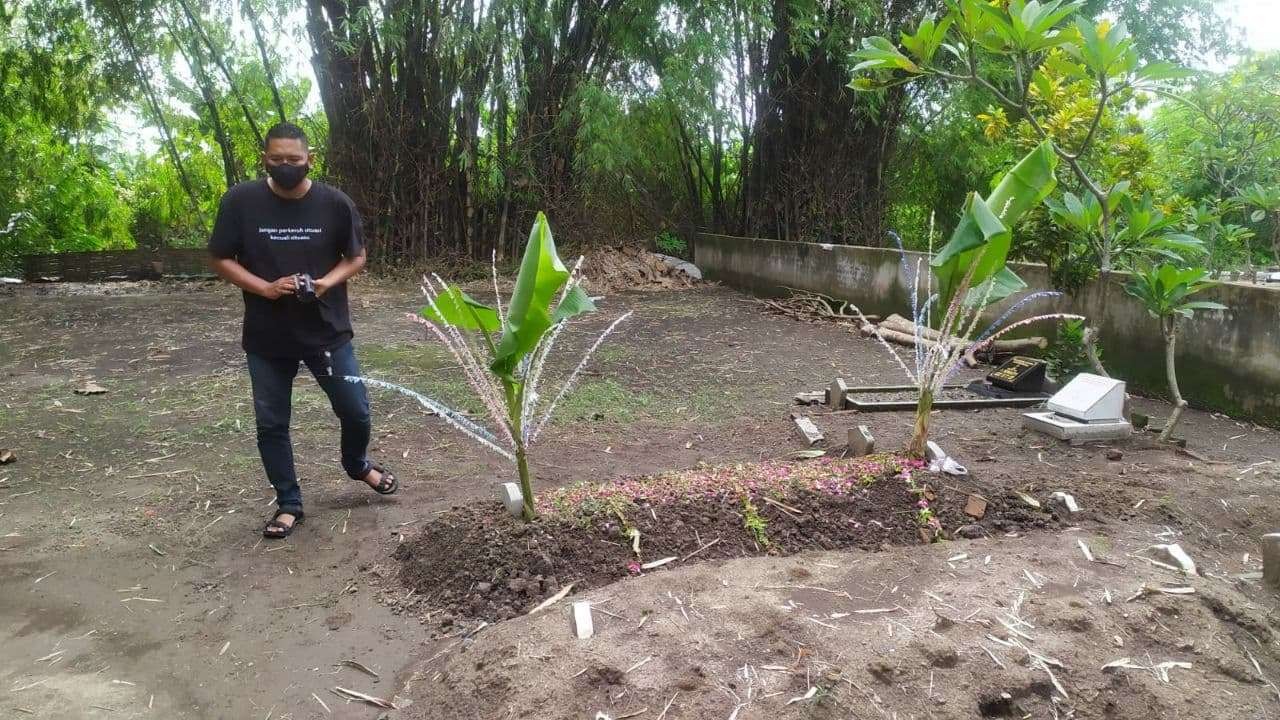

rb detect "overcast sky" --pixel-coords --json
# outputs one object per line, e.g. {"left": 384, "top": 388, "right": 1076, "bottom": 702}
{"left": 1231, "top": 0, "right": 1279, "bottom": 53}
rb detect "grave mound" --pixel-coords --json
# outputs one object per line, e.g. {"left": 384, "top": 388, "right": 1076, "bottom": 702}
{"left": 392, "top": 456, "right": 1060, "bottom": 626}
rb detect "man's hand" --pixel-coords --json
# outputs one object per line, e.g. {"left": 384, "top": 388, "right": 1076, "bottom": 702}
{"left": 262, "top": 275, "right": 297, "bottom": 300}
{"left": 313, "top": 250, "right": 366, "bottom": 299}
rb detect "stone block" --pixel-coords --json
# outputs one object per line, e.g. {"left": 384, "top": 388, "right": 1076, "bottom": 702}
{"left": 498, "top": 482, "right": 523, "bottom": 518}
{"left": 1049, "top": 491, "right": 1080, "bottom": 513}
{"left": 848, "top": 425, "right": 875, "bottom": 456}
{"left": 1023, "top": 412, "right": 1132, "bottom": 441}
{"left": 1147, "top": 543, "right": 1197, "bottom": 575}
{"left": 1264, "top": 534, "right": 1280, "bottom": 590}
{"left": 964, "top": 494, "right": 988, "bottom": 519}
{"left": 792, "top": 415, "right": 824, "bottom": 446}
{"left": 828, "top": 377, "right": 850, "bottom": 409}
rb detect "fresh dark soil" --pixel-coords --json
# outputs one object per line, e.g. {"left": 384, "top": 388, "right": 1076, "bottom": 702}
{"left": 5, "top": 280, "right": 1280, "bottom": 719}
{"left": 393, "top": 469, "right": 1058, "bottom": 626}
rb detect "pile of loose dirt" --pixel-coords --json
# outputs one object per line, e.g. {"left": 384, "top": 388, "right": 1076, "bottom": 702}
{"left": 580, "top": 246, "right": 700, "bottom": 293}
{"left": 393, "top": 471, "right": 1058, "bottom": 626}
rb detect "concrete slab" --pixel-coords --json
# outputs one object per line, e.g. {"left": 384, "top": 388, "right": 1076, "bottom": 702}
{"left": 793, "top": 415, "right": 824, "bottom": 446}
{"left": 1023, "top": 411, "right": 1132, "bottom": 441}
{"left": 572, "top": 601, "right": 594, "bottom": 639}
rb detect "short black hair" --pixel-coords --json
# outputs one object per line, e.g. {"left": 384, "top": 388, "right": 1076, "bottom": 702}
{"left": 264, "top": 122, "right": 308, "bottom": 152}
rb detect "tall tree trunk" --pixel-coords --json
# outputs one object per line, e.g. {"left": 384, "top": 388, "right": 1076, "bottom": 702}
{"left": 742, "top": 0, "right": 920, "bottom": 245}
{"left": 173, "top": 0, "right": 265, "bottom": 148}
{"left": 242, "top": 0, "right": 288, "bottom": 123}
{"left": 169, "top": 11, "right": 239, "bottom": 189}
{"left": 105, "top": 0, "right": 203, "bottom": 230}
{"left": 1159, "top": 317, "right": 1187, "bottom": 442}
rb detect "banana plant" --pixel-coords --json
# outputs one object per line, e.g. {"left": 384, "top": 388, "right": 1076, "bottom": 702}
{"left": 347, "top": 213, "right": 631, "bottom": 520}
{"left": 931, "top": 140, "right": 1059, "bottom": 313}
{"left": 1123, "top": 264, "right": 1226, "bottom": 441}
{"left": 858, "top": 144, "right": 1081, "bottom": 458}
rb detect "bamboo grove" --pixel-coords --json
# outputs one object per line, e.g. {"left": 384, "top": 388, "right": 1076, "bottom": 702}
{"left": 2, "top": 0, "right": 1271, "bottom": 274}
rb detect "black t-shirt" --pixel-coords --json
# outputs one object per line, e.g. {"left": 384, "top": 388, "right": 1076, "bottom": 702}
{"left": 208, "top": 179, "right": 364, "bottom": 358}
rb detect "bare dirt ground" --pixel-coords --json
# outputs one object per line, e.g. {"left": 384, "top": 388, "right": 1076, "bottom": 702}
{"left": 2, "top": 279, "right": 1279, "bottom": 719}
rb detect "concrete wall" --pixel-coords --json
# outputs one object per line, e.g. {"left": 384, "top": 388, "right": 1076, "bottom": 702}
{"left": 696, "top": 232, "right": 1280, "bottom": 427}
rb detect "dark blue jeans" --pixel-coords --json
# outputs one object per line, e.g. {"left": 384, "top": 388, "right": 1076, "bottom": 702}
{"left": 246, "top": 342, "right": 371, "bottom": 514}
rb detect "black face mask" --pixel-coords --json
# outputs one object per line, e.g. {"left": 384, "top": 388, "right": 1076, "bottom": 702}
{"left": 267, "top": 162, "right": 309, "bottom": 190}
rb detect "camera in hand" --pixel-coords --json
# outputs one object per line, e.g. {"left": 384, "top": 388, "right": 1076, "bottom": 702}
{"left": 294, "top": 273, "right": 318, "bottom": 303}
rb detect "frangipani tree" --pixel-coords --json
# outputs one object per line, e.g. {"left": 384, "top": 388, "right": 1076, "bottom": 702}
{"left": 1124, "top": 264, "right": 1226, "bottom": 441}
{"left": 852, "top": 0, "right": 1191, "bottom": 273}
{"left": 348, "top": 213, "right": 630, "bottom": 520}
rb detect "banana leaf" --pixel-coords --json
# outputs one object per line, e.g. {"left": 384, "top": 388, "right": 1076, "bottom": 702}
{"left": 491, "top": 213, "right": 595, "bottom": 379}
{"left": 421, "top": 286, "right": 503, "bottom": 332}
{"left": 420, "top": 212, "right": 597, "bottom": 380}
{"left": 930, "top": 141, "right": 1058, "bottom": 310}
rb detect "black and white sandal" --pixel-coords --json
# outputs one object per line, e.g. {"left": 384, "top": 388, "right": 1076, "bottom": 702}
{"left": 263, "top": 509, "right": 304, "bottom": 539}
{"left": 360, "top": 463, "right": 398, "bottom": 495}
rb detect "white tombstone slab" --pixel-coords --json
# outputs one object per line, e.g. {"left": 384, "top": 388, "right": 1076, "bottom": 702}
{"left": 498, "top": 482, "right": 524, "bottom": 518}
{"left": 1024, "top": 373, "right": 1131, "bottom": 440}
{"left": 1046, "top": 373, "right": 1126, "bottom": 423}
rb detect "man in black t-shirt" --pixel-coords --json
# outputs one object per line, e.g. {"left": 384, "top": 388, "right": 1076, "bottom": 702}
{"left": 209, "top": 122, "right": 398, "bottom": 539}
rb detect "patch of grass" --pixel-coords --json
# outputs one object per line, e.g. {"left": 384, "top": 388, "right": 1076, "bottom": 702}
{"left": 550, "top": 378, "right": 654, "bottom": 424}
{"left": 356, "top": 343, "right": 486, "bottom": 416}
{"left": 591, "top": 344, "right": 631, "bottom": 365}
{"left": 671, "top": 383, "right": 747, "bottom": 422}
{"left": 358, "top": 343, "right": 454, "bottom": 378}
{"left": 188, "top": 414, "right": 251, "bottom": 440}
{"left": 1089, "top": 534, "right": 1114, "bottom": 556}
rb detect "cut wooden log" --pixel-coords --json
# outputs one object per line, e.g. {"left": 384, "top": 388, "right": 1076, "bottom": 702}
{"left": 862, "top": 314, "right": 1046, "bottom": 366}
{"left": 877, "top": 314, "right": 1047, "bottom": 352}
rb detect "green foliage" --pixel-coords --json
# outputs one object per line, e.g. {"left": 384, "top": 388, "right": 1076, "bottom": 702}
{"left": 853, "top": 0, "right": 1250, "bottom": 281}
{"left": 1237, "top": 185, "right": 1280, "bottom": 220}
{"left": 414, "top": 213, "right": 618, "bottom": 520}
{"left": 931, "top": 142, "right": 1058, "bottom": 310}
{"left": 424, "top": 214, "right": 596, "bottom": 380}
{"left": 1147, "top": 54, "right": 1280, "bottom": 269}
{"left": 0, "top": 0, "right": 1250, "bottom": 278}
{"left": 0, "top": 1, "right": 132, "bottom": 273}
{"left": 1123, "top": 261, "right": 1226, "bottom": 441}
{"left": 1046, "top": 318, "right": 1097, "bottom": 381}
{"left": 1123, "top": 264, "right": 1225, "bottom": 320}
{"left": 741, "top": 497, "right": 770, "bottom": 548}
{"left": 0, "top": 115, "right": 134, "bottom": 273}
{"left": 655, "top": 231, "right": 688, "bottom": 258}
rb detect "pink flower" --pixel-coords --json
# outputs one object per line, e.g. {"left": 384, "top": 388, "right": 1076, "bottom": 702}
{"left": 916, "top": 499, "right": 930, "bottom": 509}
{"left": 626, "top": 561, "right": 642, "bottom": 575}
